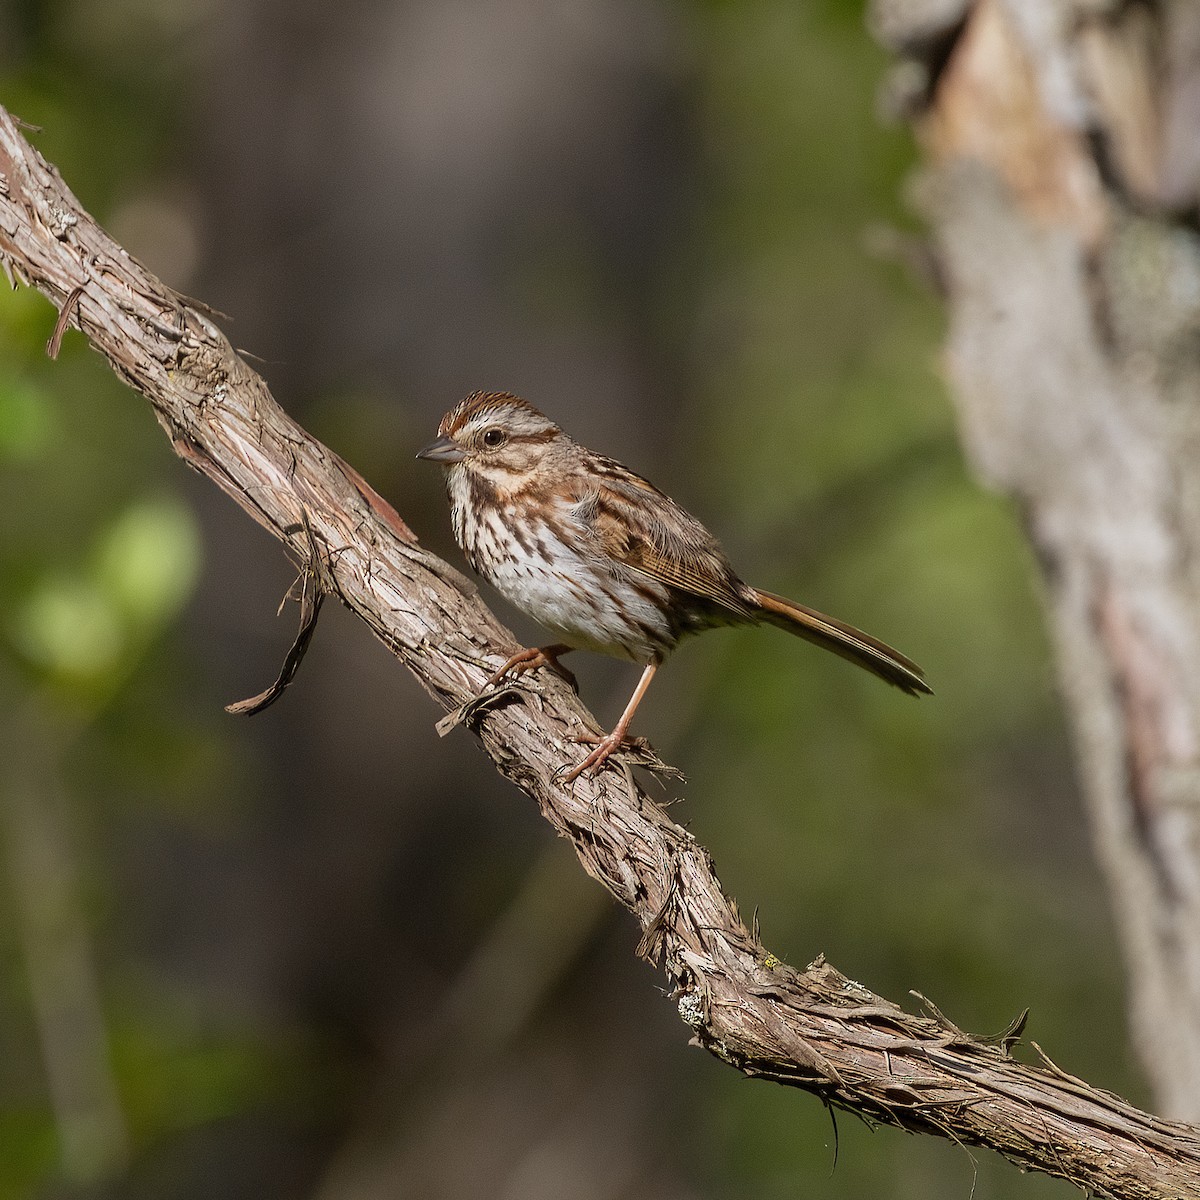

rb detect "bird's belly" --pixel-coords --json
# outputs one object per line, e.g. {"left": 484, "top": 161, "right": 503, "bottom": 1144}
{"left": 478, "top": 522, "right": 673, "bottom": 662}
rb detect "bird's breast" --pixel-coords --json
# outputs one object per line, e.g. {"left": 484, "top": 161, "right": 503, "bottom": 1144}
{"left": 448, "top": 478, "right": 675, "bottom": 662}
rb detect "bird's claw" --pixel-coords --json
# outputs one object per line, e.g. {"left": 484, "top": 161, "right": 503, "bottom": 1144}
{"left": 487, "top": 644, "right": 577, "bottom": 692}
{"left": 557, "top": 733, "right": 626, "bottom": 784}
{"left": 555, "top": 732, "right": 655, "bottom": 784}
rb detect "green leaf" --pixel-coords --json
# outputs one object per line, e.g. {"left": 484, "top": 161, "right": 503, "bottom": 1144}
{"left": 10, "top": 573, "right": 124, "bottom": 682}
{"left": 92, "top": 497, "right": 201, "bottom": 632}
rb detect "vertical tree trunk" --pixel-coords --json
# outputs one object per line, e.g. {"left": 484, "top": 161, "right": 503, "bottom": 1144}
{"left": 873, "top": 0, "right": 1200, "bottom": 1118}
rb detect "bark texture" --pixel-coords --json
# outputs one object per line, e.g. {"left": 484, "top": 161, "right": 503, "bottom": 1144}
{"left": 872, "top": 0, "right": 1200, "bottom": 1120}
{"left": 3, "top": 103, "right": 1200, "bottom": 1197}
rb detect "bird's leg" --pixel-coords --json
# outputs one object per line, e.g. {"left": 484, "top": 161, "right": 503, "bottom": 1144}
{"left": 487, "top": 643, "right": 577, "bottom": 691}
{"left": 561, "top": 662, "right": 658, "bottom": 784}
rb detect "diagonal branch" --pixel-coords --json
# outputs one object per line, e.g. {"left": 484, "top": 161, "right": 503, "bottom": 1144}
{"left": 1, "top": 103, "right": 1197, "bottom": 1199}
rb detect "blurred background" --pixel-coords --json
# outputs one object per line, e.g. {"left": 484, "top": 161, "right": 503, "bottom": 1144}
{"left": 0, "top": 1, "right": 1138, "bottom": 1197}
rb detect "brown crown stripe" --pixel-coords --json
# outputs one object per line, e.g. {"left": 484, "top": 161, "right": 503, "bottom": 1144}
{"left": 443, "top": 391, "right": 553, "bottom": 436}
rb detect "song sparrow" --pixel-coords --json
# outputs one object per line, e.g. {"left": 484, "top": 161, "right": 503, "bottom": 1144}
{"left": 418, "top": 391, "right": 930, "bottom": 782}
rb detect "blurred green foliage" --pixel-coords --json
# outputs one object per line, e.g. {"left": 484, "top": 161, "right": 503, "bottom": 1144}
{"left": 0, "top": 3, "right": 215, "bottom": 1190}
{"left": 11, "top": 497, "right": 199, "bottom": 693}
{"left": 0, "top": 1, "right": 1138, "bottom": 1198}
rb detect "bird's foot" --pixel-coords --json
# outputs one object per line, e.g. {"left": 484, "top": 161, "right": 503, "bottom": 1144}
{"left": 438, "top": 644, "right": 576, "bottom": 739}
{"left": 487, "top": 643, "right": 577, "bottom": 692}
{"left": 558, "top": 730, "right": 650, "bottom": 784}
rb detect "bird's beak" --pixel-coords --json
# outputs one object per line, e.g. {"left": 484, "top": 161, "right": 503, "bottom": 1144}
{"left": 416, "top": 436, "right": 467, "bottom": 464}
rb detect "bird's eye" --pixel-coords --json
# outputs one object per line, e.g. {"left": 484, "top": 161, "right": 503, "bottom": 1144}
{"left": 482, "top": 427, "right": 507, "bottom": 448}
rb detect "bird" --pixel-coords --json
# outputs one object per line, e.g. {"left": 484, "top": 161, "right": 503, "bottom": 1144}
{"left": 418, "top": 391, "right": 930, "bottom": 782}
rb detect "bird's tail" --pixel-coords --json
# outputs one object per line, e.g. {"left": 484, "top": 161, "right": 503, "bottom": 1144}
{"left": 750, "top": 588, "right": 931, "bottom": 696}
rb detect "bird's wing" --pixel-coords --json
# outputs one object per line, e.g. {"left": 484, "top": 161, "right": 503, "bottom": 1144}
{"left": 573, "top": 457, "right": 755, "bottom": 619}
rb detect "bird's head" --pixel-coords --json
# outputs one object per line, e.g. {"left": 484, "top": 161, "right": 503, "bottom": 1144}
{"left": 417, "top": 391, "right": 566, "bottom": 489}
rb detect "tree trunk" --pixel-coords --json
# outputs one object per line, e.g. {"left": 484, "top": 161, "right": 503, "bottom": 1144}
{"left": 873, "top": 0, "right": 1200, "bottom": 1118}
